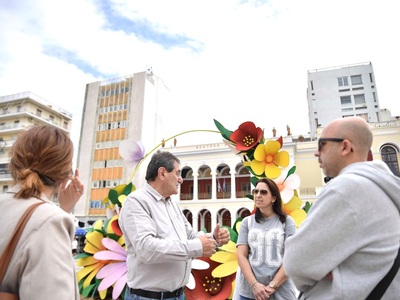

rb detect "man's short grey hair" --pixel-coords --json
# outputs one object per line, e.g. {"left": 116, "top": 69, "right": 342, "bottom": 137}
{"left": 145, "top": 151, "right": 180, "bottom": 182}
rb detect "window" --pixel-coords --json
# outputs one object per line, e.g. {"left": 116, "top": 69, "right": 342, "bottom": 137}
{"left": 380, "top": 145, "right": 400, "bottom": 176}
{"left": 36, "top": 109, "right": 42, "bottom": 117}
{"left": 338, "top": 76, "right": 349, "bottom": 87}
{"left": 3, "top": 185, "right": 8, "bottom": 193}
{"left": 340, "top": 96, "right": 352, "bottom": 105}
{"left": 354, "top": 94, "right": 366, "bottom": 105}
{"left": 373, "top": 92, "right": 377, "bottom": 102}
{"left": 369, "top": 73, "right": 374, "bottom": 83}
{"left": 351, "top": 74, "right": 362, "bottom": 85}
{"left": 341, "top": 108, "right": 353, "bottom": 112}
{"left": 49, "top": 115, "right": 54, "bottom": 123}
{"left": 0, "top": 163, "right": 8, "bottom": 174}
{"left": 63, "top": 121, "right": 68, "bottom": 129}
{"left": 310, "top": 80, "right": 314, "bottom": 90}
{"left": 356, "top": 113, "right": 368, "bottom": 121}
{"left": 17, "top": 105, "right": 22, "bottom": 112}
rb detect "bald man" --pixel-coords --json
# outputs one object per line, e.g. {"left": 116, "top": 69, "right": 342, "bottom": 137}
{"left": 283, "top": 117, "right": 400, "bottom": 299}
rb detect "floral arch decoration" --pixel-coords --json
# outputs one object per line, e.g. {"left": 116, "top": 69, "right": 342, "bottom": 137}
{"left": 75, "top": 120, "right": 311, "bottom": 300}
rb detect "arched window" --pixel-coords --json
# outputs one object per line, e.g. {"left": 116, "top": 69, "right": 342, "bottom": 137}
{"left": 380, "top": 144, "right": 400, "bottom": 176}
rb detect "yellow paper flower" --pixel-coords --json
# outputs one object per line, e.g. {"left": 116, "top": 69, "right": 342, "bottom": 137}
{"left": 210, "top": 241, "right": 238, "bottom": 278}
{"left": 283, "top": 191, "right": 307, "bottom": 227}
{"left": 244, "top": 139, "right": 289, "bottom": 179}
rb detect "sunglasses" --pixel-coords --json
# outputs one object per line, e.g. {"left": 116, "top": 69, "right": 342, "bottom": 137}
{"left": 252, "top": 189, "right": 268, "bottom": 196}
{"left": 318, "top": 138, "right": 344, "bottom": 152}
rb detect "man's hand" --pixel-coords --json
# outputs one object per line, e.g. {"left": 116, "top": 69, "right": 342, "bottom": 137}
{"left": 213, "top": 223, "right": 230, "bottom": 245}
{"left": 199, "top": 235, "right": 217, "bottom": 257}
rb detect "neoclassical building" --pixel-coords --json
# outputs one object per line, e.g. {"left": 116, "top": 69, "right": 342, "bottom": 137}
{"left": 156, "top": 119, "right": 400, "bottom": 232}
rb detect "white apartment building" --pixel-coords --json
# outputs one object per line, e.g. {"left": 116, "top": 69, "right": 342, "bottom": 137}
{"left": 307, "top": 62, "right": 381, "bottom": 139}
{"left": 75, "top": 70, "right": 169, "bottom": 221}
{"left": 0, "top": 92, "right": 72, "bottom": 193}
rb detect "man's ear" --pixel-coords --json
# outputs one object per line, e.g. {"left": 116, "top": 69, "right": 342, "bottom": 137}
{"left": 342, "top": 139, "right": 353, "bottom": 154}
{"left": 158, "top": 167, "right": 166, "bottom": 178}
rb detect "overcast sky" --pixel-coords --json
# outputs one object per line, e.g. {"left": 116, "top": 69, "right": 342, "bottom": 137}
{"left": 1, "top": 0, "right": 399, "bottom": 153}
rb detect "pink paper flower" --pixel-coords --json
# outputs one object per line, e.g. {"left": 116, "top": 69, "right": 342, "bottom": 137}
{"left": 94, "top": 237, "right": 127, "bottom": 300}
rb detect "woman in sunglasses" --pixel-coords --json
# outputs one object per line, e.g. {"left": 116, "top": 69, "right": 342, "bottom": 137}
{"left": 236, "top": 178, "right": 297, "bottom": 300}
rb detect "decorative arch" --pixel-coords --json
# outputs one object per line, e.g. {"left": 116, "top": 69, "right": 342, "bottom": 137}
{"left": 380, "top": 143, "right": 400, "bottom": 176}
{"left": 217, "top": 208, "right": 231, "bottom": 227}
{"left": 182, "top": 209, "right": 193, "bottom": 226}
{"left": 235, "top": 163, "right": 251, "bottom": 198}
{"left": 180, "top": 167, "right": 194, "bottom": 200}
{"left": 237, "top": 207, "right": 252, "bottom": 219}
{"left": 216, "top": 163, "right": 230, "bottom": 199}
{"left": 198, "top": 165, "right": 212, "bottom": 199}
{"left": 198, "top": 209, "right": 211, "bottom": 232}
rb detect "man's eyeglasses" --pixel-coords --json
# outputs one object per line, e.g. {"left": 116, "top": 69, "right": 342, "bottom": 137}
{"left": 318, "top": 138, "right": 344, "bottom": 152}
{"left": 252, "top": 189, "right": 268, "bottom": 196}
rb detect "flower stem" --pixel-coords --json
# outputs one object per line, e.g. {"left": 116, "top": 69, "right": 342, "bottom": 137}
{"left": 128, "top": 129, "right": 220, "bottom": 182}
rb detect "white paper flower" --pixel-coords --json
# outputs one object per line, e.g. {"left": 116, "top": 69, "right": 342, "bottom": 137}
{"left": 119, "top": 140, "right": 145, "bottom": 167}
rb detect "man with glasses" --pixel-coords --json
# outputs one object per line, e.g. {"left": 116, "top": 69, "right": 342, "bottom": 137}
{"left": 119, "top": 151, "right": 230, "bottom": 300}
{"left": 283, "top": 116, "right": 400, "bottom": 299}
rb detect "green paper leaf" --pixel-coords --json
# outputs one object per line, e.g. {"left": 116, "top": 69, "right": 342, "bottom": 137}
{"left": 74, "top": 252, "right": 91, "bottom": 259}
{"left": 108, "top": 189, "right": 119, "bottom": 205}
{"left": 303, "top": 201, "right": 312, "bottom": 213}
{"left": 250, "top": 176, "right": 259, "bottom": 187}
{"left": 285, "top": 166, "right": 296, "bottom": 180}
{"left": 106, "top": 233, "right": 122, "bottom": 241}
{"left": 232, "top": 217, "right": 243, "bottom": 235}
{"left": 246, "top": 194, "right": 253, "bottom": 201}
{"left": 213, "top": 119, "right": 233, "bottom": 141}
{"left": 81, "top": 283, "right": 96, "bottom": 297}
{"left": 122, "top": 182, "right": 134, "bottom": 195}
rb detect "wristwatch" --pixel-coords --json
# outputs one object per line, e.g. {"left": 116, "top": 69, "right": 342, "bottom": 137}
{"left": 268, "top": 281, "right": 278, "bottom": 290}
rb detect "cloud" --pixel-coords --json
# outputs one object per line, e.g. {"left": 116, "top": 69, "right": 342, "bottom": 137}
{"left": 0, "top": 0, "right": 399, "bottom": 156}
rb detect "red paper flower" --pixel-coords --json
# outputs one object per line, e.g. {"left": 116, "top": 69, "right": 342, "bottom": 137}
{"left": 230, "top": 121, "right": 263, "bottom": 151}
{"left": 185, "top": 257, "right": 236, "bottom": 300}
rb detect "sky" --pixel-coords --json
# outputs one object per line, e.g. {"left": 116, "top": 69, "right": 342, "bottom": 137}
{"left": 1, "top": 0, "right": 399, "bottom": 154}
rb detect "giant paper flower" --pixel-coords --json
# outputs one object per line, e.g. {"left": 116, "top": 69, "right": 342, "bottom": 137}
{"left": 274, "top": 166, "right": 301, "bottom": 203}
{"left": 119, "top": 140, "right": 145, "bottom": 167}
{"left": 245, "top": 137, "right": 289, "bottom": 178}
{"left": 210, "top": 220, "right": 241, "bottom": 279}
{"left": 187, "top": 259, "right": 211, "bottom": 289}
{"left": 283, "top": 190, "right": 307, "bottom": 227}
{"left": 94, "top": 237, "right": 127, "bottom": 300}
{"left": 229, "top": 121, "right": 263, "bottom": 151}
{"left": 76, "top": 217, "right": 126, "bottom": 299}
{"left": 75, "top": 122, "right": 310, "bottom": 300}
{"left": 185, "top": 257, "right": 236, "bottom": 300}
{"left": 76, "top": 220, "right": 109, "bottom": 299}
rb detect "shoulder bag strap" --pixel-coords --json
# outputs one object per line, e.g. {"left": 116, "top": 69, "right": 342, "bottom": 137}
{"left": 0, "top": 201, "right": 45, "bottom": 283}
{"left": 365, "top": 246, "right": 400, "bottom": 300}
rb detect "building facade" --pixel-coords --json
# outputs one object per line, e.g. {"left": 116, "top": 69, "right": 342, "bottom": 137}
{"left": 0, "top": 92, "right": 72, "bottom": 193}
{"left": 75, "top": 70, "right": 168, "bottom": 221}
{"left": 307, "top": 62, "right": 381, "bottom": 139}
{"left": 74, "top": 67, "right": 400, "bottom": 230}
{"left": 74, "top": 118, "right": 400, "bottom": 230}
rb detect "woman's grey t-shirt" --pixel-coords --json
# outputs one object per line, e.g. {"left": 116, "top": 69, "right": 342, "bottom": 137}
{"left": 237, "top": 214, "right": 297, "bottom": 300}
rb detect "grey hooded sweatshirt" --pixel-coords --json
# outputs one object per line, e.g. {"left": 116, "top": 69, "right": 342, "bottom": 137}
{"left": 283, "top": 161, "right": 400, "bottom": 300}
